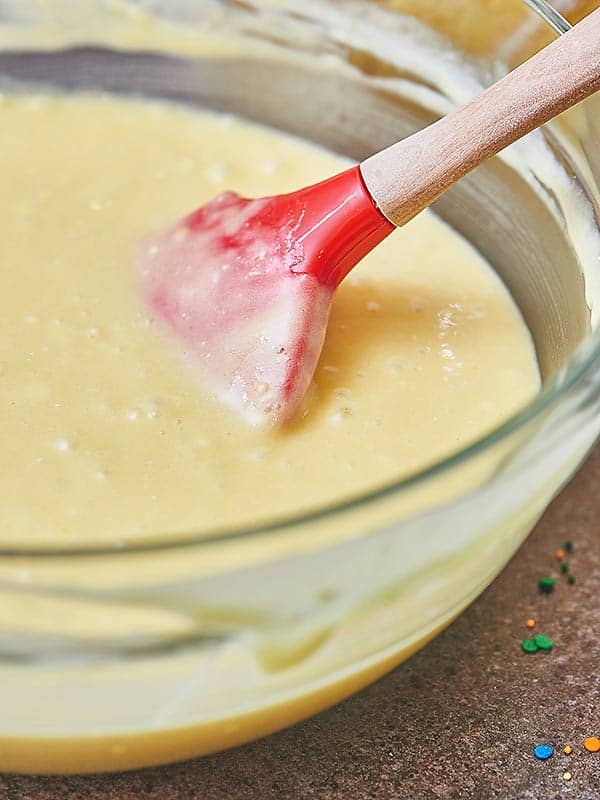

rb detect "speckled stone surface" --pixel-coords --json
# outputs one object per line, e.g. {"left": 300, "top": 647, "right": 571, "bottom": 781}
{"left": 1, "top": 447, "right": 598, "bottom": 800}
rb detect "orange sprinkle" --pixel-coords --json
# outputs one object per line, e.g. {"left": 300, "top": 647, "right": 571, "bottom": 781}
{"left": 584, "top": 737, "right": 600, "bottom": 753}
{"left": 554, "top": 548, "right": 565, "bottom": 560}
{"left": 526, "top": 619, "right": 536, "bottom": 629}
{"left": 563, "top": 771, "right": 572, "bottom": 781}
{"left": 563, "top": 745, "right": 572, "bottom": 755}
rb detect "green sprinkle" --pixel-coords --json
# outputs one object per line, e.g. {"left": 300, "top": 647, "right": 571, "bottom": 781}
{"left": 533, "top": 634, "right": 554, "bottom": 651}
{"left": 568, "top": 575, "right": 576, "bottom": 585}
{"left": 521, "top": 638, "right": 539, "bottom": 653}
{"left": 560, "top": 562, "right": 569, "bottom": 574}
{"left": 538, "top": 577, "right": 557, "bottom": 594}
{"left": 564, "top": 540, "right": 573, "bottom": 553}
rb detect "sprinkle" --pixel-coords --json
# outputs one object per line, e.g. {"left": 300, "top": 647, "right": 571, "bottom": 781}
{"left": 533, "top": 633, "right": 554, "bottom": 651}
{"left": 564, "top": 540, "right": 573, "bottom": 553}
{"left": 522, "top": 638, "right": 538, "bottom": 653}
{"left": 583, "top": 737, "right": 600, "bottom": 753}
{"left": 563, "top": 771, "right": 572, "bottom": 781}
{"left": 563, "top": 745, "right": 572, "bottom": 755}
{"left": 534, "top": 743, "right": 553, "bottom": 760}
{"left": 538, "top": 577, "right": 556, "bottom": 594}
{"left": 526, "top": 619, "right": 536, "bottom": 629}
{"left": 560, "top": 562, "right": 569, "bottom": 574}
{"left": 554, "top": 548, "right": 565, "bottom": 560}
{"left": 568, "top": 575, "right": 576, "bottom": 585}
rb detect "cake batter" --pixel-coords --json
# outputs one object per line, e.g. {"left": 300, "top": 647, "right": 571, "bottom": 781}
{"left": 0, "top": 91, "right": 540, "bottom": 546}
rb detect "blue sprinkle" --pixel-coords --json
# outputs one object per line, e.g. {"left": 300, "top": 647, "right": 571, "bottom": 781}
{"left": 534, "top": 743, "right": 554, "bottom": 760}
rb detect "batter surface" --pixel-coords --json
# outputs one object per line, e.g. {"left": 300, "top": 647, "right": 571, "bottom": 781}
{"left": 0, "top": 91, "right": 540, "bottom": 546}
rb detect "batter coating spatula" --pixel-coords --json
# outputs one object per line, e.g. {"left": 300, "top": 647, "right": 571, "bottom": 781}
{"left": 139, "top": 9, "right": 600, "bottom": 425}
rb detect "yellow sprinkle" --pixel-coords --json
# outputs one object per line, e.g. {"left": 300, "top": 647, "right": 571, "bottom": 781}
{"left": 563, "top": 772, "right": 572, "bottom": 781}
{"left": 563, "top": 745, "right": 572, "bottom": 755}
{"left": 526, "top": 619, "right": 535, "bottom": 629}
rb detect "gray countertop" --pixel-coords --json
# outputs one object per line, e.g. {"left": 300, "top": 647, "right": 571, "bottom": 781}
{"left": 2, "top": 446, "right": 599, "bottom": 800}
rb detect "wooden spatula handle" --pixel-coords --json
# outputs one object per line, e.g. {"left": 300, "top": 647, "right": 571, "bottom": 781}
{"left": 361, "top": 8, "right": 600, "bottom": 228}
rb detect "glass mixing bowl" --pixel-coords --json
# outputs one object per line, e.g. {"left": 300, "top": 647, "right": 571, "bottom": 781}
{"left": 0, "top": 0, "right": 599, "bottom": 774}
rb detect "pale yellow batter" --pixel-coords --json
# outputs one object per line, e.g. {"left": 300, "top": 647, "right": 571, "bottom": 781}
{"left": 0, "top": 91, "right": 540, "bottom": 546}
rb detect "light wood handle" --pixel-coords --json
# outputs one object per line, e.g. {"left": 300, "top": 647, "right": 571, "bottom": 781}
{"left": 361, "top": 8, "right": 600, "bottom": 228}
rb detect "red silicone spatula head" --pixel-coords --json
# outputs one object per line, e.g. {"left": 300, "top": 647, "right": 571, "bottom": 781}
{"left": 138, "top": 166, "right": 392, "bottom": 425}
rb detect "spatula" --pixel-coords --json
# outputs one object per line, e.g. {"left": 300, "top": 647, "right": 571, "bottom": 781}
{"left": 138, "top": 9, "right": 600, "bottom": 425}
